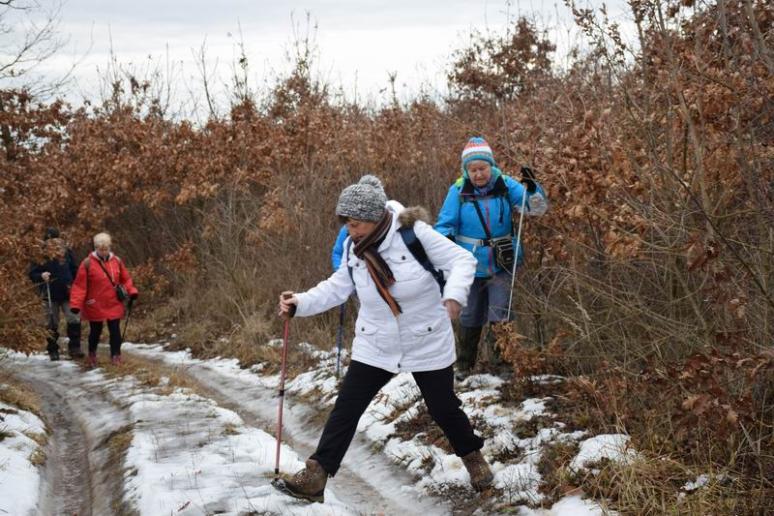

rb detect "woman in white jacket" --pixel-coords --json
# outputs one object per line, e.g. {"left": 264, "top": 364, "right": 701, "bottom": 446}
{"left": 277, "top": 176, "right": 494, "bottom": 503}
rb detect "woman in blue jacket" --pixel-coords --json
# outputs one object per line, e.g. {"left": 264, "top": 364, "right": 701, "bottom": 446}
{"left": 435, "top": 137, "right": 548, "bottom": 375}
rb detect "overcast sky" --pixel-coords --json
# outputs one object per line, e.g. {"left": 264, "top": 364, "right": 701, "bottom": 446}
{"left": 3, "top": 0, "right": 633, "bottom": 117}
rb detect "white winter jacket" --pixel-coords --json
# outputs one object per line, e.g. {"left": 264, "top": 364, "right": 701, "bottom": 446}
{"left": 295, "top": 202, "right": 477, "bottom": 373}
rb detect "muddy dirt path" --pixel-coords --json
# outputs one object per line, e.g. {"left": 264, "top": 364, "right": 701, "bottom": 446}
{"left": 5, "top": 357, "right": 134, "bottom": 516}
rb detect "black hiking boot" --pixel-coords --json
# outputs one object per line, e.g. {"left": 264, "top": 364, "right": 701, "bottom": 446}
{"left": 49, "top": 350, "right": 60, "bottom": 361}
{"left": 457, "top": 325, "right": 483, "bottom": 373}
{"left": 272, "top": 458, "right": 327, "bottom": 503}
{"left": 67, "top": 323, "right": 83, "bottom": 358}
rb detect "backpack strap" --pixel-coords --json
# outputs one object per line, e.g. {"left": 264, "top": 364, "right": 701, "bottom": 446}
{"left": 83, "top": 256, "right": 90, "bottom": 291}
{"left": 346, "top": 230, "right": 445, "bottom": 293}
{"left": 398, "top": 226, "right": 445, "bottom": 293}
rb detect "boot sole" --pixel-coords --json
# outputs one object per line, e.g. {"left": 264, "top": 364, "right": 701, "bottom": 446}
{"left": 271, "top": 477, "right": 324, "bottom": 503}
{"left": 472, "top": 474, "right": 494, "bottom": 492}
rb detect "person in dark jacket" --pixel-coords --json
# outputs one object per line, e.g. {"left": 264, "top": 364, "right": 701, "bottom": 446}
{"left": 28, "top": 228, "right": 84, "bottom": 360}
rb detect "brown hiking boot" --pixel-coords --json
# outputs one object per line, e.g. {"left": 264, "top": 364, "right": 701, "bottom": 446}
{"left": 282, "top": 458, "right": 327, "bottom": 502}
{"left": 461, "top": 450, "right": 494, "bottom": 491}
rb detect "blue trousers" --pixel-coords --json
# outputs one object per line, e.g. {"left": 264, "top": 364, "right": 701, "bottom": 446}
{"left": 460, "top": 270, "right": 515, "bottom": 327}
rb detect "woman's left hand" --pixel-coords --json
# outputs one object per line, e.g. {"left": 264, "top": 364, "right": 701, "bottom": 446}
{"left": 444, "top": 299, "right": 462, "bottom": 320}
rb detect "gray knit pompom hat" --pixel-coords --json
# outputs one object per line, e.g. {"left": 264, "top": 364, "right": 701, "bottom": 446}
{"left": 357, "top": 174, "right": 384, "bottom": 193}
{"left": 336, "top": 175, "right": 388, "bottom": 222}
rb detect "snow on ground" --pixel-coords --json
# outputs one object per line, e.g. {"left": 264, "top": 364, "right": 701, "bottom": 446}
{"left": 570, "top": 434, "right": 637, "bottom": 473}
{"left": 519, "top": 494, "right": 610, "bottom": 515}
{"left": 3, "top": 350, "right": 360, "bottom": 515}
{"left": 119, "top": 383, "right": 356, "bottom": 515}
{"left": 125, "top": 341, "right": 618, "bottom": 514}
{"left": 0, "top": 397, "right": 46, "bottom": 515}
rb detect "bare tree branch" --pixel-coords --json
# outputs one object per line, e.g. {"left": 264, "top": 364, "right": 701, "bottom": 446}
{"left": 0, "top": 0, "right": 68, "bottom": 91}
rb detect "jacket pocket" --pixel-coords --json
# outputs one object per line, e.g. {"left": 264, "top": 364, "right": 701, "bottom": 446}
{"left": 384, "top": 249, "right": 426, "bottom": 282}
{"left": 354, "top": 320, "right": 380, "bottom": 355}
{"left": 408, "top": 315, "right": 451, "bottom": 359}
{"left": 410, "top": 316, "right": 446, "bottom": 337}
{"left": 356, "top": 321, "right": 378, "bottom": 337}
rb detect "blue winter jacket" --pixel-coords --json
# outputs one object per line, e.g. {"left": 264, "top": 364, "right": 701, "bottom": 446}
{"left": 435, "top": 170, "right": 546, "bottom": 278}
{"left": 331, "top": 225, "right": 349, "bottom": 271}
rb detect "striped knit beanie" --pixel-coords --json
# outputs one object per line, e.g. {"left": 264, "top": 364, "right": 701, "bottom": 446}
{"left": 460, "top": 137, "right": 496, "bottom": 174}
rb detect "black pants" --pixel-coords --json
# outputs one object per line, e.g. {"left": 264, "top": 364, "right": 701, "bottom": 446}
{"left": 88, "top": 319, "right": 122, "bottom": 356}
{"left": 311, "top": 361, "right": 484, "bottom": 476}
{"left": 43, "top": 301, "right": 81, "bottom": 354}
{"left": 47, "top": 325, "right": 81, "bottom": 354}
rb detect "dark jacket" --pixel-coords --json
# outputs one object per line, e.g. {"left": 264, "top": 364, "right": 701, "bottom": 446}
{"left": 28, "top": 248, "right": 78, "bottom": 303}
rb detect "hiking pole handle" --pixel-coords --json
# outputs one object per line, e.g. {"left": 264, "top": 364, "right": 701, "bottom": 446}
{"left": 281, "top": 291, "right": 297, "bottom": 319}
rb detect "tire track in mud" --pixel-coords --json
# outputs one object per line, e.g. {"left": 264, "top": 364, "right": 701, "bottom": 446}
{"left": 125, "top": 348, "right": 451, "bottom": 516}
{"left": 5, "top": 357, "right": 135, "bottom": 516}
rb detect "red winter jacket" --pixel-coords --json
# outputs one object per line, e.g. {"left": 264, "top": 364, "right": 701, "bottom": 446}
{"left": 70, "top": 252, "right": 139, "bottom": 321}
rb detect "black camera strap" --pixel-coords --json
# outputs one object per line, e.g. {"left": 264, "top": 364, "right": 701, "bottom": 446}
{"left": 471, "top": 198, "right": 494, "bottom": 245}
{"left": 94, "top": 256, "right": 117, "bottom": 287}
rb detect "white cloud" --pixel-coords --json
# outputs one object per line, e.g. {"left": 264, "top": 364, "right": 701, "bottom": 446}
{"left": 6, "top": 0, "right": 634, "bottom": 111}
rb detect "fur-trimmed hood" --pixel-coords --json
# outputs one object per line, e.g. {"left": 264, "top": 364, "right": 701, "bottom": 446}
{"left": 398, "top": 206, "right": 431, "bottom": 228}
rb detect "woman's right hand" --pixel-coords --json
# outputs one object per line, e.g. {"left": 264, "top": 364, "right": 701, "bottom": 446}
{"left": 278, "top": 291, "right": 298, "bottom": 317}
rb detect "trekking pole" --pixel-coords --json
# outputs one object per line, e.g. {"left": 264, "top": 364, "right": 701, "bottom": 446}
{"left": 45, "top": 282, "right": 54, "bottom": 319}
{"left": 45, "top": 282, "right": 57, "bottom": 333}
{"left": 122, "top": 299, "right": 133, "bottom": 342}
{"left": 335, "top": 303, "right": 345, "bottom": 379}
{"left": 507, "top": 190, "right": 529, "bottom": 317}
{"left": 274, "top": 293, "right": 294, "bottom": 478}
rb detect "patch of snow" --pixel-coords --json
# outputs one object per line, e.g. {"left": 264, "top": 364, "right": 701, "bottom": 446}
{"left": 91, "top": 368, "right": 358, "bottom": 514}
{"left": 0, "top": 400, "right": 46, "bottom": 515}
{"left": 460, "top": 373, "right": 505, "bottom": 389}
{"left": 519, "top": 494, "right": 610, "bottom": 515}
{"left": 682, "top": 474, "right": 709, "bottom": 492}
{"left": 528, "top": 375, "right": 566, "bottom": 385}
{"left": 495, "top": 462, "right": 544, "bottom": 504}
{"left": 123, "top": 386, "right": 360, "bottom": 514}
{"left": 570, "top": 434, "right": 635, "bottom": 472}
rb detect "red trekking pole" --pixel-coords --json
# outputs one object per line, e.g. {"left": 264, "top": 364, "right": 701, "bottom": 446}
{"left": 274, "top": 293, "right": 295, "bottom": 478}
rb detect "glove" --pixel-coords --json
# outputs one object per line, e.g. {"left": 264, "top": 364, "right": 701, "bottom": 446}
{"left": 130, "top": 293, "right": 138, "bottom": 300}
{"left": 520, "top": 166, "right": 538, "bottom": 194}
{"left": 71, "top": 308, "right": 80, "bottom": 315}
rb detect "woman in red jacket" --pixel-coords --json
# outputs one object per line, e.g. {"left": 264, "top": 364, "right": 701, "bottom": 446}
{"left": 70, "top": 232, "right": 138, "bottom": 367}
